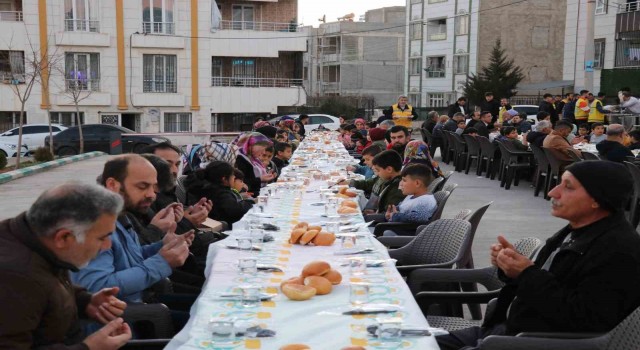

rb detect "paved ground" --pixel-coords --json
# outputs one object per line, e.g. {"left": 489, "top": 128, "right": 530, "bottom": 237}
{"left": 0, "top": 151, "right": 566, "bottom": 269}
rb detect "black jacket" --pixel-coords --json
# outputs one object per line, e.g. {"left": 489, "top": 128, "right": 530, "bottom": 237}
{"left": 447, "top": 102, "right": 467, "bottom": 117}
{"left": 272, "top": 157, "right": 289, "bottom": 174}
{"left": 596, "top": 140, "right": 634, "bottom": 163}
{"left": 526, "top": 131, "right": 548, "bottom": 148}
{"left": 480, "top": 99, "right": 501, "bottom": 122}
{"left": 485, "top": 212, "right": 640, "bottom": 335}
{"left": 421, "top": 119, "right": 437, "bottom": 133}
{"left": 475, "top": 122, "right": 490, "bottom": 138}
{"left": 235, "top": 155, "right": 262, "bottom": 196}
{"left": 183, "top": 177, "right": 253, "bottom": 225}
{"left": 539, "top": 101, "right": 559, "bottom": 124}
{"left": 443, "top": 119, "right": 458, "bottom": 133}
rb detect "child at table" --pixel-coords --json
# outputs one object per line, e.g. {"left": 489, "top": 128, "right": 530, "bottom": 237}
{"left": 589, "top": 123, "right": 606, "bottom": 145}
{"left": 499, "top": 126, "right": 529, "bottom": 151}
{"left": 382, "top": 164, "right": 437, "bottom": 236}
{"left": 578, "top": 123, "right": 591, "bottom": 139}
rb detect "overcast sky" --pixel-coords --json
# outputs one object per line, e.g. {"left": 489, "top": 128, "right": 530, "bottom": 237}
{"left": 299, "top": 0, "right": 405, "bottom": 27}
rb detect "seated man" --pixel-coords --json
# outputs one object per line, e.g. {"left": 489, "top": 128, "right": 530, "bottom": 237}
{"left": 524, "top": 120, "right": 552, "bottom": 148}
{"left": 382, "top": 164, "right": 437, "bottom": 236}
{"left": 437, "top": 161, "right": 640, "bottom": 349}
{"left": 72, "top": 155, "right": 193, "bottom": 304}
{"left": 509, "top": 113, "right": 533, "bottom": 135}
{"left": 596, "top": 124, "right": 634, "bottom": 163}
{"left": 542, "top": 120, "right": 583, "bottom": 163}
{"left": 0, "top": 183, "right": 132, "bottom": 349}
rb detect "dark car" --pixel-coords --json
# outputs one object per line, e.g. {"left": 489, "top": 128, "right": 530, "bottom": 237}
{"left": 45, "top": 124, "right": 170, "bottom": 156}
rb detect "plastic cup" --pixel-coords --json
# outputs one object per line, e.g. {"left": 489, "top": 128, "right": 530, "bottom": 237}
{"left": 240, "top": 284, "right": 261, "bottom": 308}
{"left": 238, "top": 257, "right": 257, "bottom": 275}
{"left": 349, "top": 283, "right": 370, "bottom": 306}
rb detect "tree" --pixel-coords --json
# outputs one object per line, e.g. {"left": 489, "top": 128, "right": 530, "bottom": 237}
{"left": 463, "top": 39, "right": 524, "bottom": 106}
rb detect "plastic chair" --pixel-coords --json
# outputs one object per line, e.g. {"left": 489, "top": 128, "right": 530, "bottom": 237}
{"left": 566, "top": 149, "right": 584, "bottom": 162}
{"left": 435, "top": 171, "right": 454, "bottom": 192}
{"left": 372, "top": 190, "right": 452, "bottom": 237}
{"left": 543, "top": 148, "right": 567, "bottom": 198}
{"left": 582, "top": 151, "right": 600, "bottom": 160}
{"left": 496, "top": 141, "right": 534, "bottom": 190}
{"left": 453, "top": 209, "right": 473, "bottom": 220}
{"left": 449, "top": 132, "right": 469, "bottom": 172}
{"left": 121, "top": 303, "right": 174, "bottom": 349}
{"left": 463, "top": 134, "right": 482, "bottom": 175}
{"left": 530, "top": 144, "right": 551, "bottom": 198}
{"left": 441, "top": 130, "right": 452, "bottom": 164}
{"left": 477, "top": 136, "right": 498, "bottom": 179}
{"left": 480, "top": 305, "right": 640, "bottom": 350}
{"left": 427, "top": 176, "right": 444, "bottom": 193}
{"left": 442, "top": 183, "right": 458, "bottom": 194}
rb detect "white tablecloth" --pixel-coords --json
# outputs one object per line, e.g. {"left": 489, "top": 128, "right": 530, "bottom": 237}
{"left": 165, "top": 135, "right": 440, "bottom": 350}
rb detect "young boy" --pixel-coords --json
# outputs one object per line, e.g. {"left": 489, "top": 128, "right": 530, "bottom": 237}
{"left": 232, "top": 168, "right": 254, "bottom": 200}
{"left": 272, "top": 142, "right": 292, "bottom": 174}
{"left": 455, "top": 120, "right": 467, "bottom": 135}
{"left": 578, "top": 124, "right": 591, "bottom": 139}
{"left": 589, "top": 123, "right": 606, "bottom": 145}
{"left": 365, "top": 150, "right": 405, "bottom": 215}
{"left": 383, "top": 164, "right": 438, "bottom": 236}
{"left": 275, "top": 130, "right": 289, "bottom": 143}
{"left": 260, "top": 146, "right": 278, "bottom": 183}
{"left": 499, "top": 126, "right": 528, "bottom": 151}
{"left": 347, "top": 145, "right": 382, "bottom": 179}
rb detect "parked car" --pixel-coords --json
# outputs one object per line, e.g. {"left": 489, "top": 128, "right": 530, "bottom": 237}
{"left": 269, "top": 114, "right": 341, "bottom": 132}
{"left": 45, "top": 124, "right": 170, "bottom": 156}
{"left": 512, "top": 105, "right": 540, "bottom": 126}
{"left": 0, "top": 124, "right": 67, "bottom": 150}
{"left": 0, "top": 142, "right": 29, "bottom": 158}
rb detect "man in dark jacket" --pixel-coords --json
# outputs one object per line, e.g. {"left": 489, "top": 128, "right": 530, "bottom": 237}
{"left": 539, "top": 93, "right": 559, "bottom": 125}
{"left": 444, "top": 112, "right": 464, "bottom": 132}
{"left": 437, "top": 161, "right": 640, "bottom": 349}
{"left": 525, "top": 120, "right": 552, "bottom": 148}
{"left": 0, "top": 183, "right": 131, "bottom": 349}
{"left": 421, "top": 111, "right": 439, "bottom": 133}
{"left": 475, "top": 111, "right": 493, "bottom": 138}
{"left": 596, "top": 124, "right": 634, "bottom": 163}
{"left": 562, "top": 93, "right": 577, "bottom": 124}
{"left": 296, "top": 115, "right": 309, "bottom": 139}
{"left": 447, "top": 97, "right": 467, "bottom": 117}
{"left": 479, "top": 92, "right": 501, "bottom": 123}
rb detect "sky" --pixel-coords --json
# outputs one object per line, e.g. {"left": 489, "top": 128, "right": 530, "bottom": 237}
{"left": 298, "top": 0, "right": 405, "bottom": 27}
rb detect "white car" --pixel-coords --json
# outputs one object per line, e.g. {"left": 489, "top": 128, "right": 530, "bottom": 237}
{"left": 270, "top": 114, "right": 341, "bottom": 133}
{"left": 0, "top": 142, "right": 28, "bottom": 158}
{"left": 0, "top": 124, "right": 68, "bottom": 151}
{"left": 512, "top": 105, "right": 540, "bottom": 126}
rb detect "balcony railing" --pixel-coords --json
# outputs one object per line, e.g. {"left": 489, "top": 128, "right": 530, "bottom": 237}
{"left": 426, "top": 69, "right": 446, "bottom": 78}
{"left": 211, "top": 77, "right": 303, "bottom": 88}
{"left": 65, "top": 78, "right": 100, "bottom": 92}
{"left": 65, "top": 19, "right": 100, "bottom": 32}
{"left": 218, "top": 20, "right": 298, "bottom": 32}
{"left": 0, "top": 11, "right": 22, "bottom": 22}
{"left": 619, "top": 1, "right": 640, "bottom": 13}
{"left": 142, "top": 21, "right": 175, "bottom": 35}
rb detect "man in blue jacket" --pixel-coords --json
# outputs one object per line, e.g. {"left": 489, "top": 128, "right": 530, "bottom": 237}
{"left": 72, "top": 155, "right": 193, "bottom": 304}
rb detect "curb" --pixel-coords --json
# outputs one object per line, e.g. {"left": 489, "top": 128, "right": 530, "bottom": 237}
{"left": 0, "top": 151, "right": 107, "bottom": 185}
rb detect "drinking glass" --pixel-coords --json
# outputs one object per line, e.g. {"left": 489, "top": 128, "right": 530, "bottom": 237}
{"left": 209, "top": 318, "right": 235, "bottom": 344}
{"left": 238, "top": 257, "right": 257, "bottom": 275}
{"left": 341, "top": 235, "right": 357, "bottom": 249}
{"left": 349, "top": 257, "right": 366, "bottom": 276}
{"left": 237, "top": 237, "right": 252, "bottom": 252}
{"left": 240, "top": 284, "right": 261, "bottom": 308}
{"left": 326, "top": 220, "right": 340, "bottom": 234}
{"left": 376, "top": 317, "right": 403, "bottom": 343}
{"left": 349, "top": 283, "right": 370, "bottom": 306}
{"left": 249, "top": 229, "right": 264, "bottom": 251}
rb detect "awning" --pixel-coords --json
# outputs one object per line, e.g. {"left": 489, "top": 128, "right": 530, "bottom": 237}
{"left": 517, "top": 80, "right": 574, "bottom": 91}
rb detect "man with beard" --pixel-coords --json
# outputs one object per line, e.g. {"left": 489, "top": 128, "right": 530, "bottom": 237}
{"left": 388, "top": 125, "right": 411, "bottom": 155}
{"left": 72, "top": 155, "right": 193, "bottom": 306}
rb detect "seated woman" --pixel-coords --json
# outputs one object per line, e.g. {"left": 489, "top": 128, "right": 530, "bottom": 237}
{"left": 233, "top": 132, "right": 276, "bottom": 196}
{"left": 403, "top": 140, "right": 443, "bottom": 178}
{"left": 184, "top": 161, "right": 254, "bottom": 227}
{"left": 382, "top": 164, "right": 438, "bottom": 236}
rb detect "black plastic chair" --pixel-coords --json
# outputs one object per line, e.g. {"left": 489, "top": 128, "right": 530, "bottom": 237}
{"left": 442, "top": 183, "right": 458, "bottom": 194}
{"left": 441, "top": 130, "right": 452, "bottom": 164}
{"left": 427, "top": 176, "right": 444, "bottom": 194}
{"left": 121, "top": 303, "right": 174, "bottom": 349}
{"left": 477, "top": 136, "right": 498, "bottom": 179}
{"left": 582, "top": 151, "right": 600, "bottom": 160}
{"left": 496, "top": 141, "right": 533, "bottom": 190}
{"left": 480, "top": 305, "right": 640, "bottom": 350}
{"left": 435, "top": 171, "right": 454, "bottom": 192}
{"left": 449, "top": 132, "right": 469, "bottom": 172}
{"left": 530, "top": 144, "right": 551, "bottom": 199}
{"left": 373, "top": 190, "right": 452, "bottom": 237}
{"left": 543, "top": 148, "right": 567, "bottom": 198}
{"left": 462, "top": 134, "right": 482, "bottom": 175}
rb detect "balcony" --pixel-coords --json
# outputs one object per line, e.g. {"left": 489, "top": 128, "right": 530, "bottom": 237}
{"left": 65, "top": 79, "right": 100, "bottom": 92}
{"left": 65, "top": 19, "right": 99, "bottom": 32}
{"left": 211, "top": 77, "right": 303, "bottom": 87}
{"left": 0, "top": 11, "right": 21, "bottom": 21}
{"left": 218, "top": 20, "right": 298, "bottom": 32}
{"left": 142, "top": 21, "right": 175, "bottom": 35}
{"left": 617, "top": 1, "right": 640, "bottom": 32}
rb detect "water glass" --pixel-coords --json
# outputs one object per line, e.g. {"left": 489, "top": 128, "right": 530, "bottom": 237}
{"left": 257, "top": 195, "right": 268, "bottom": 208}
{"left": 240, "top": 284, "right": 261, "bottom": 308}
{"left": 249, "top": 229, "right": 265, "bottom": 251}
{"left": 237, "top": 237, "right": 252, "bottom": 252}
{"left": 238, "top": 257, "right": 257, "bottom": 275}
{"left": 376, "top": 317, "right": 403, "bottom": 342}
{"left": 324, "top": 203, "right": 337, "bottom": 216}
{"left": 328, "top": 197, "right": 339, "bottom": 207}
{"left": 326, "top": 221, "right": 340, "bottom": 234}
{"left": 349, "top": 257, "right": 366, "bottom": 276}
{"left": 349, "top": 282, "right": 370, "bottom": 306}
{"left": 209, "top": 318, "right": 235, "bottom": 343}
{"left": 341, "top": 235, "right": 357, "bottom": 249}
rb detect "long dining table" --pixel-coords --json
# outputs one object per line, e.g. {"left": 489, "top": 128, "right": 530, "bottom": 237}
{"left": 165, "top": 132, "right": 441, "bottom": 350}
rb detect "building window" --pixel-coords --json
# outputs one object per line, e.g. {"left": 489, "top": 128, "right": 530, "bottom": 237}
{"left": 615, "top": 32, "right": 640, "bottom": 67}
{"left": 64, "top": 0, "right": 99, "bottom": 32}
{"left": 595, "top": 0, "right": 607, "bottom": 14}
{"left": 232, "top": 58, "right": 256, "bottom": 82}
{"left": 0, "top": 111, "right": 26, "bottom": 132}
{"left": 143, "top": 54, "right": 177, "bottom": 93}
{"left": 409, "top": 58, "right": 422, "bottom": 75}
{"left": 50, "top": 112, "right": 85, "bottom": 126}
{"left": 142, "top": 0, "right": 175, "bottom": 34}
{"left": 65, "top": 52, "right": 100, "bottom": 91}
{"left": 453, "top": 54, "right": 468, "bottom": 74}
{"left": 410, "top": 2, "right": 422, "bottom": 21}
{"left": 232, "top": 4, "right": 254, "bottom": 30}
{"left": 594, "top": 39, "right": 605, "bottom": 69}
{"left": 0, "top": 50, "right": 24, "bottom": 83}
{"left": 164, "top": 112, "right": 191, "bottom": 132}
{"left": 211, "top": 57, "right": 223, "bottom": 85}
{"left": 428, "top": 93, "right": 445, "bottom": 107}
{"left": 427, "top": 18, "right": 447, "bottom": 41}
{"left": 455, "top": 12, "right": 469, "bottom": 35}
{"left": 409, "top": 94, "right": 421, "bottom": 107}
{"left": 410, "top": 22, "right": 422, "bottom": 40}
{"left": 425, "top": 56, "right": 446, "bottom": 78}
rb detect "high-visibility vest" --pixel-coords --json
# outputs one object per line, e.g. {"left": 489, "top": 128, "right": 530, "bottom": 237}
{"left": 392, "top": 104, "right": 414, "bottom": 128}
{"left": 575, "top": 97, "right": 590, "bottom": 120}
{"left": 588, "top": 99, "right": 605, "bottom": 123}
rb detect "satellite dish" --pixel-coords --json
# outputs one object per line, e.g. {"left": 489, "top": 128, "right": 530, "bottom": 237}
{"left": 318, "top": 15, "right": 326, "bottom": 23}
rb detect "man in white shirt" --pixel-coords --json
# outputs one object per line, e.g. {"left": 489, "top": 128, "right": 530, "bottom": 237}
{"left": 619, "top": 91, "right": 640, "bottom": 114}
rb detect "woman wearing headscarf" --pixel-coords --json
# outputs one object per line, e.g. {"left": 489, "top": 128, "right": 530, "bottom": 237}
{"left": 354, "top": 118, "right": 368, "bottom": 136}
{"left": 403, "top": 140, "right": 443, "bottom": 178}
{"left": 233, "top": 132, "right": 275, "bottom": 197}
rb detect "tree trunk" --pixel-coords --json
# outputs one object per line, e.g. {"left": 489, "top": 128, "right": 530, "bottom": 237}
{"left": 15, "top": 107, "right": 25, "bottom": 169}
{"left": 75, "top": 103, "right": 84, "bottom": 154}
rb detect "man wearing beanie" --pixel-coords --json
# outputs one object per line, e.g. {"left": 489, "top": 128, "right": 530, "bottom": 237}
{"left": 368, "top": 127, "right": 387, "bottom": 149}
{"left": 437, "top": 160, "right": 640, "bottom": 350}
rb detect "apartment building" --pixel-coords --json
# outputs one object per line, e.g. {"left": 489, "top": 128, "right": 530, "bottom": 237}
{"left": 0, "top": 0, "right": 306, "bottom": 133}
{"left": 564, "top": 0, "right": 640, "bottom": 95}
{"left": 405, "top": 0, "right": 479, "bottom": 108}
{"left": 302, "top": 6, "right": 406, "bottom": 106}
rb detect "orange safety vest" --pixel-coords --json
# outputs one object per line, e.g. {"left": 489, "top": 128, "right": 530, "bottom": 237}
{"left": 391, "top": 104, "right": 414, "bottom": 128}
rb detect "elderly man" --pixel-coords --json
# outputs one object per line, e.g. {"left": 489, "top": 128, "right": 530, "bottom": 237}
{"left": 0, "top": 183, "right": 132, "bottom": 349}
{"left": 596, "top": 124, "right": 634, "bottom": 163}
{"left": 421, "top": 111, "right": 439, "bottom": 133}
{"left": 525, "top": 120, "right": 552, "bottom": 148}
{"left": 381, "top": 95, "right": 419, "bottom": 128}
{"left": 542, "top": 120, "right": 583, "bottom": 163}
{"left": 444, "top": 112, "right": 465, "bottom": 132}
{"left": 437, "top": 161, "right": 640, "bottom": 349}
